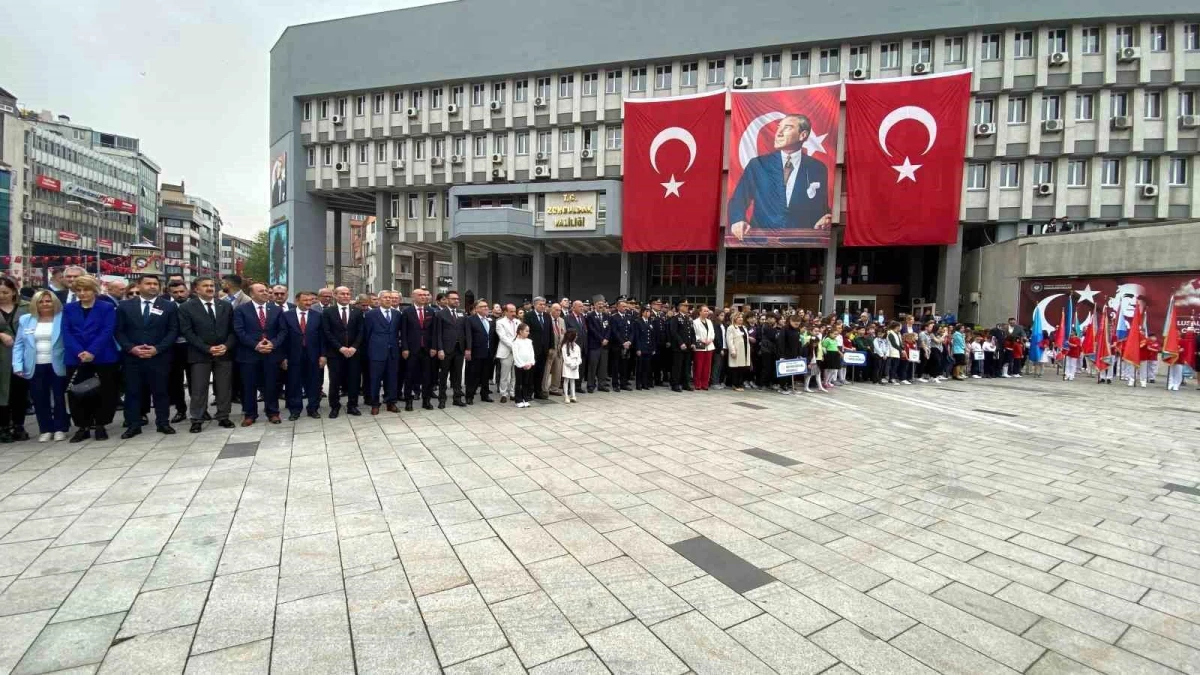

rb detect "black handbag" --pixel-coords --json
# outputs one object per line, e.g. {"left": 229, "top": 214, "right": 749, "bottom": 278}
{"left": 67, "top": 368, "right": 101, "bottom": 398}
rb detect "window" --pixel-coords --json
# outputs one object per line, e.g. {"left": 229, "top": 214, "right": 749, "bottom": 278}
{"left": 1116, "top": 26, "right": 1135, "bottom": 50}
{"left": 980, "top": 33, "right": 1001, "bottom": 60}
{"left": 606, "top": 70, "right": 623, "bottom": 93}
{"left": 762, "top": 54, "right": 781, "bottom": 79}
{"left": 1169, "top": 157, "right": 1188, "bottom": 185}
{"left": 393, "top": 93, "right": 403, "bottom": 112}
{"left": 849, "top": 46, "right": 870, "bottom": 71}
{"left": 707, "top": 59, "right": 725, "bottom": 84}
{"left": 514, "top": 80, "right": 527, "bottom": 102}
{"left": 426, "top": 194, "right": 437, "bottom": 219}
{"left": 1068, "top": 159, "right": 1088, "bottom": 186}
{"left": 1013, "top": 31, "right": 1034, "bottom": 58}
{"left": 375, "top": 142, "right": 387, "bottom": 163}
{"left": 819, "top": 48, "right": 840, "bottom": 74}
{"left": 1186, "top": 24, "right": 1200, "bottom": 51}
{"left": 966, "top": 163, "right": 988, "bottom": 189}
{"left": 493, "top": 134, "right": 507, "bottom": 155}
{"left": 582, "top": 128, "right": 596, "bottom": 151}
{"left": 605, "top": 126, "right": 623, "bottom": 150}
{"left": 944, "top": 37, "right": 965, "bottom": 64}
{"left": 1042, "top": 95, "right": 1062, "bottom": 121}
{"left": 473, "top": 136, "right": 486, "bottom": 157}
{"left": 394, "top": 141, "right": 406, "bottom": 161}
{"left": 432, "top": 138, "right": 446, "bottom": 159}
{"left": 430, "top": 88, "right": 442, "bottom": 109}
{"left": 1145, "top": 92, "right": 1162, "bottom": 119}
{"left": 558, "top": 75, "right": 573, "bottom": 98}
{"left": 413, "top": 139, "right": 426, "bottom": 160}
{"left": 911, "top": 39, "right": 932, "bottom": 64}
{"left": 653, "top": 65, "right": 672, "bottom": 90}
{"left": 451, "top": 85, "right": 463, "bottom": 107}
{"left": 1149, "top": 25, "right": 1168, "bottom": 52}
{"left": 1111, "top": 92, "right": 1129, "bottom": 117}
{"left": 337, "top": 98, "right": 347, "bottom": 117}
{"left": 1047, "top": 29, "right": 1068, "bottom": 55}
{"left": 1102, "top": 159, "right": 1121, "bottom": 186}
{"left": 975, "top": 99, "right": 995, "bottom": 124}
{"left": 582, "top": 72, "right": 598, "bottom": 96}
{"left": 734, "top": 55, "right": 753, "bottom": 79}
{"left": 515, "top": 131, "right": 529, "bottom": 155}
{"left": 492, "top": 82, "right": 506, "bottom": 103}
{"left": 303, "top": 102, "right": 312, "bottom": 121}
{"left": 374, "top": 94, "right": 385, "bottom": 114}
{"left": 791, "top": 50, "right": 810, "bottom": 76}
{"left": 537, "top": 131, "right": 552, "bottom": 155}
{"left": 451, "top": 137, "right": 464, "bottom": 157}
{"left": 306, "top": 147, "right": 315, "bottom": 167}
{"left": 407, "top": 194, "right": 418, "bottom": 219}
{"left": 1181, "top": 91, "right": 1196, "bottom": 116}
{"left": 409, "top": 90, "right": 423, "bottom": 110}
{"left": 1075, "top": 93, "right": 1095, "bottom": 120}
{"left": 320, "top": 100, "right": 329, "bottom": 119}
{"left": 1136, "top": 158, "right": 1155, "bottom": 185}
{"left": 1081, "top": 27, "right": 1101, "bottom": 54}
{"left": 680, "top": 62, "right": 698, "bottom": 87}
{"left": 629, "top": 67, "right": 647, "bottom": 92}
{"left": 339, "top": 145, "right": 350, "bottom": 163}
{"left": 1033, "top": 160, "right": 1054, "bottom": 185}
{"left": 1008, "top": 97, "right": 1028, "bottom": 124}
{"left": 536, "top": 77, "right": 551, "bottom": 99}
{"left": 559, "top": 129, "right": 575, "bottom": 153}
{"left": 470, "top": 84, "right": 484, "bottom": 106}
{"left": 999, "top": 162, "right": 1021, "bottom": 188}
{"left": 880, "top": 43, "right": 900, "bottom": 69}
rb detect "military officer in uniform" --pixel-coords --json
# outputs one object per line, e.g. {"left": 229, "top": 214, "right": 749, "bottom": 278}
{"left": 607, "top": 298, "right": 634, "bottom": 391}
{"left": 585, "top": 297, "right": 610, "bottom": 393}
{"left": 668, "top": 300, "right": 696, "bottom": 392}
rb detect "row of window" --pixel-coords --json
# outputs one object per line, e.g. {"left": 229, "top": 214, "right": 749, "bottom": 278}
{"left": 966, "top": 156, "right": 1190, "bottom": 189}
{"left": 302, "top": 24, "right": 1200, "bottom": 121}
{"left": 976, "top": 90, "right": 1196, "bottom": 124}
{"left": 306, "top": 128, "right": 623, "bottom": 167}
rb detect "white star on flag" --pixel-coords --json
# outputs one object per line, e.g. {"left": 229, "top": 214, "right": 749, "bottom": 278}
{"left": 892, "top": 157, "right": 922, "bottom": 182}
{"left": 660, "top": 174, "right": 684, "bottom": 197}
{"left": 803, "top": 131, "right": 828, "bottom": 157}
{"left": 1075, "top": 284, "right": 1100, "bottom": 306}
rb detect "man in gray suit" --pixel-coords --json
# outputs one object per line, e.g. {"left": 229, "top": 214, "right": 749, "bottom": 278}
{"left": 222, "top": 274, "right": 252, "bottom": 308}
{"left": 179, "top": 276, "right": 238, "bottom": 432}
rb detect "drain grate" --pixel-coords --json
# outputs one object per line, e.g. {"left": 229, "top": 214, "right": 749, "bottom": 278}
{"left": 733, "top": 402, "right": 768, "bottom": 410}
{"left": 973, "top": 408, "right": 1019, "bottom": 418}
{"left": 738, "top": 447, "right": 800, "bottom": 467}
{"left": 217, "top": 442, "right": 259, "bottom": 460}
{"left": 1164, "top": 483, "right": 1200, "bottom": 498}
{"left": 670, "top": 536, "right": 776, "bottom": 594}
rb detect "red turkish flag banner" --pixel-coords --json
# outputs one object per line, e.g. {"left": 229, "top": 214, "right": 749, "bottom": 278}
{"left": 622, "top": 91, "right": 725, "bottom": 252}
{"left": 844, "top": 70, "right": 972, "bottom": 247}
{"left": 725, "top": 83, "right": 841, "bottom": 249}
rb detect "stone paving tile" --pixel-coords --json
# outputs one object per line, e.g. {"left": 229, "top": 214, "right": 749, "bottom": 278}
{"left": 191, "top": 566, "right": 277, "bottom": 655}
{"left": 13, "top": 611, "right": 125, "bottom": 675}
{"left": 53, "top": 557, "right": 155, "bottom": 623}
{"left": 117, "top": 580, "right": 210, "bottom": 638}
{"left": 270, "top": 590, "right": 356, "bottom": 674}
{"left": 0, "top": 609, "right": 55, "bottom": 674}
{"left": 0, "top": 571, "right": 83, "bottom": 617}
{"left": 527, "top": 554, "right": 632, "bottom": 635}
{"left": 417, "top": 584, "right": 508, "bottom": 667}
{"left": 726, "top": 613, "right": 838, "bottom": 675}
{"left": 585, "top": 619, "right": 686, "bottom": 675}
{"left": 491, "top": 589, "right": 587, "bottom": 668}
{"left": 97, "top": 623, "right": 195, "bottom": 675}
{"left": 344, "top": 562, "right": 440, "bottom": 674}
{"left": 587, "top": 556, "right": 692, "bottom": 626}
{"left": 182, "top": 638, "right": 271, "bottom": 675}
{"left": 651, "top": 610, "right": 775, "bottom": 675}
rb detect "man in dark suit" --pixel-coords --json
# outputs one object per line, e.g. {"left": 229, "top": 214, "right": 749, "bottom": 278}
{"left": 115, "top": 274, "right": 180, "bottom": 438}
{"left": 524, "top": 296, "right": 552, "bottom": 400}
{"left": 178, "top": 276, "right": 238, "bottom": 432}
{"left": 401, "top": 288, "right": 436, "bottom": 411}
{"left": 165, "top": 280, "right": 192, "bottom": 423}
{"left": 433, "top": 289, "right": 466, "bottom": 408}
{"left": 233, "top": 282, "right": 286, "bottom": 425}
{"left": 464, "top": 299, "right": 495, "bottom": 404}
{"left": 322, "top": 286, "right": 363, "bottom": 418}
{"left": 280, "top": 291, "right": 326, "bottom": 420}
{"left": 727, "top": 114, "right": 832, "bottom": 242}
{"left": 564, "top": 300, "right": 588, "bottom": 396}
{"left": 54, "top": 266, "right": 85, "bottom": 305}
{"left": 585, "top": 298, "right": 610, "bottom": 393}
{"left": 608, "top": 298, "right": 634, "bottom": 391}
{"left": 363, "top": 290, "right": 401, "bottom": 414}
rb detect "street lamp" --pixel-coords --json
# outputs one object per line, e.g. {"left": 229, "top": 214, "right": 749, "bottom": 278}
{"left": 65, "top": 200, "right": 107, "bottom": 275}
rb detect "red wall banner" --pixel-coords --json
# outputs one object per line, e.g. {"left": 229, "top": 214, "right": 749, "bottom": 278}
{"left": 1019, "top": 273, "right": 1200, "bottom": 341}
{"left": 725, "top": 83, "right": 841, "bottom": 249}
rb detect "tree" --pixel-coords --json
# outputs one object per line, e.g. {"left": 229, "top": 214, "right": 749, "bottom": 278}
{"left": 242, "top": 230, "right": 269, "bottom": 285}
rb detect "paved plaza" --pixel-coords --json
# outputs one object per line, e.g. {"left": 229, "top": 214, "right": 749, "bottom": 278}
{"left": 0, "top": 376, "right": 1198, "bottom": 674}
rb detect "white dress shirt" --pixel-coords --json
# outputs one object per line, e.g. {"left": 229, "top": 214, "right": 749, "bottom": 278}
{"left": 781, "top": 149, "right": 804, "bottom": 207}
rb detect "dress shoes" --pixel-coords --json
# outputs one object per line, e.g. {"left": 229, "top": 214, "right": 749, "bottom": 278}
{"left": 121, "top": 427, "right": 141, "bottom": 440}
{"left": 157, "top": 425, "right": 176, "bottom": 435}
{"left": 189, "top": 422, "right": 203, "bottom": 433}
{"left": 218, "top": 419, "right": 236, "bottom": 429}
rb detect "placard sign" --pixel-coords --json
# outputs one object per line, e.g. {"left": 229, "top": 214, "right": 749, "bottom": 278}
{"left": 775, "top": 357, "right": 808, "bottom": 377}
{"left": 544, "top": 192, "right": 597, "bottom": 231}
{"left": 843, "top": 351, "right": 867, "bottom": 366}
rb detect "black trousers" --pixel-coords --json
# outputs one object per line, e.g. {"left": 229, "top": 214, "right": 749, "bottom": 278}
{"left": 757, "top": 353, "right": 776, "bottom": 387}
{"left": 671, "top": 349, "right": 692, "bottom": 388}
{"left": 405, "top": 350, "right": 435, "bottom": 402}
{"left": 67, "top": 362, "right": 120, "bottom": 428}
{"left": 168, "top": 343, "right": 189, "bottom": 413}
{"left": 0, "top": 374, "right": 29, "bottom": 431}
{"left": 636, "top": 354, "right": 654, "bottom": 389}
{"left": 609, "top": 345, "right": 629, "bottom": 388}
{"left": 514, "top": 367, "right": 535, "bottom": 403}
{"left": 465, "top": 355, "right": 491, "bottom": 400}
{"left": 327, "top": 353, "right": 361, "bottom": 409}
{"left": 730, "top": 366, "right": 748, "bottom": 389}
{"left": 125, "top": 355, "right": 170, "bottom": 428}
{"left": 436, "top": 350, "right": 465, "bottom": 402}
{"left": 532, "top": 352, "right": 547, "bottom": 397}
{"left": 586, "top": 345, "right": 609, "bottom": 391}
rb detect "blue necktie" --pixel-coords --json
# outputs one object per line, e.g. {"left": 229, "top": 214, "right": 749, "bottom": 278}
{"left": 142, "top": 301, "right": 151, "bottom": 325}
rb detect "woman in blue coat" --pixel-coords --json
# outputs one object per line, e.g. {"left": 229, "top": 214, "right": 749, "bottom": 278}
{"left": 61, "top": 276, "right": 120, "bottom": 442}
{"left": 13, "top": 290, "right": 69, "bottom": 441}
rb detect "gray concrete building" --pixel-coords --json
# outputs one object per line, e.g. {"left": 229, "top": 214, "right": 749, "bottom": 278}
{"left": 270, "top": 0, "right": 1200, "bottom": 315}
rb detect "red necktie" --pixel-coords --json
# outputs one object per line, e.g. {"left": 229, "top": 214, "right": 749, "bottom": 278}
{"left": 418, "top": 307, "right": 424, "bottom": 326}
{"left": 300, "top": 312, "right": 307, "bottom": 347}
{"left": 257, "top": 305, "right": 266, "bottom": 329}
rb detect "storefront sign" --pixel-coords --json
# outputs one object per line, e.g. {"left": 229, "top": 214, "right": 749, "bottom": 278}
{"left": 35, "top": 174, "right": 136, "bottom": 214}
{"left": 35, "top": 175, "right": 61, "bottom": 191}
{"left": 98, "top": 238, "right": 113, "bottom": 251}
{"left": 101, "top": 197, "right": 138, "bottom": 215}
{"left": 62, "top": 181, "right": 107, "bottom": 205}
{"left": 544, "top": 192, "right": 597, "bottom": 231}
{"left": 58, "top": 230, "right": 81, "bottom": 243}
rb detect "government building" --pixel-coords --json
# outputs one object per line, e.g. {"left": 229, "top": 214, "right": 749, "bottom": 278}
{"left": 269, "top": 0, "right": 1199, "bottom": 320}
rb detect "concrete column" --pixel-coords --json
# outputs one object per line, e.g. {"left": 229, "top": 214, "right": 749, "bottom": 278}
{"left": 424, "top": 251, "right": 436, "bottom": 290}
{"left": 555, "top": 253, "right": 568, "bottom": 300}
{"left": 372, "top": 193, "right": 390, "bottom": 292}
{"left": 487, "top": 252, "right": 499, "bottom": 303}
{"left": 619, "top": 250, "right": 630, "bottom": 297}
{"left": 531, "top": 241, "right": 545, "bottom": 300}
{"left": 936, "top": 225, "right": 964, "bottom": 319}
{"left": 995, "top": 223, "right": 1019, "bottom": 242}
{"left": 451, "top": 241, "right": 466, "bottom": 292}
{"left": 821, "top": 228, "right": 838, "bottom": 315}
{"left": 908, "top": 248, "right": 924, "bottom": 305}
{"left": 714, "top": 239, "right": 727, "bottom": 308}
{"left": 332, "top": 209, "right": 343, "bottom": 288}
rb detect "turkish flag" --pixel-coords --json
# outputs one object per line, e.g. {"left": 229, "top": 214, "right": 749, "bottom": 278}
{"left": 725, "top": 83, "right": 840, "bottom": 249}
{"left": 622, "top": 91, "right": 724, "bottom": 252}
{"left": 1121, "top": 303, "right": 1143, "bottom": 366}
{"left": 844, "top": 70, "right": 972, "bottom": 247}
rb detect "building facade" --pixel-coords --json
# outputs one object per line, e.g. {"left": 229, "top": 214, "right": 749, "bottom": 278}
{"left": 158, "top": 182, "right": 222, "bottom": 282}
{"left": 219, "top": 232, "right": 253, "bottom": 278}
{"left": 270, "top": 0, "right": 1200, "bottom": 316}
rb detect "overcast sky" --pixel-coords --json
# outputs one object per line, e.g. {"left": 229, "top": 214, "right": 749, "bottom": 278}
{"left": 3, "top": 0, "right": 447, "bottom": 237}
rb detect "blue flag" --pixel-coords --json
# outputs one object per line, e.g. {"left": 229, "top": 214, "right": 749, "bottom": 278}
{"left": 1064, "top": 298, "right": 1075, "bottom": 338}
{"left": 1029, "top": 309, "right": 1044, "bottom": 362}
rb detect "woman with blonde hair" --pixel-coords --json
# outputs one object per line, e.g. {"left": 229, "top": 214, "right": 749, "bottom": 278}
{"left": 61, "top": 275, "right": 120, "bottom": 442}
{"left": 725, "top": 312, "right": 752, "bottom": 391}
{"left": 13, "top": 290, "right": 68, "bottom": 441}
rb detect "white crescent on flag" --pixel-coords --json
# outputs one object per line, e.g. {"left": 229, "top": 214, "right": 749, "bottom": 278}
{"left": 649, "top": 127, "right": 697, "bottom": 174}
{"left": 877, "top": 105, "right": 939, "bottom": 183}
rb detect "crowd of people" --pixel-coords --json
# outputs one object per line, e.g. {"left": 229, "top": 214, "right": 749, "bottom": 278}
{"left": 0, "top": 267, "right": 1194, "bottom": 446}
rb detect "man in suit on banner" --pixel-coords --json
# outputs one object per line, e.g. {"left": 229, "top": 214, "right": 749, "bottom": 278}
{"left": 728, "top": 114, "right": 831, "bottom": 241}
